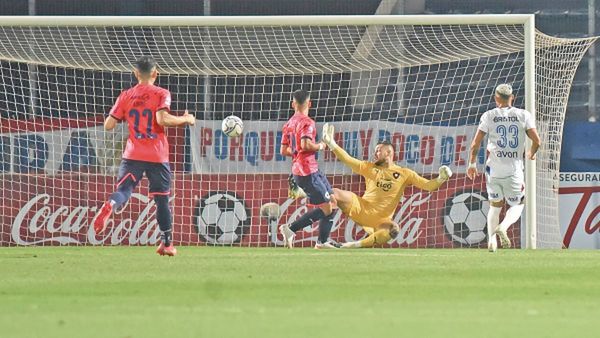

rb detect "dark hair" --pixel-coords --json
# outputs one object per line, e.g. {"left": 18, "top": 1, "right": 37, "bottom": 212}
{"left": 135, "top": 56, "right": 157, "bottom": 74}
{"left": 377, "top": 139, "right": 394, "bottom": 150}
{"left": 292, "top": 89, "right": 310, "bottom": 104}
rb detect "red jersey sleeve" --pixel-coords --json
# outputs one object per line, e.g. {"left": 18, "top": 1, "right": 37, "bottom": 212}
{"left": 157, "top": 89, "right": 172, "bottom": 112}
{"left": 109, "top": 91, "right": 126, "bottom": 121}
{"left": 298, "top": 119, "right": 315, "bottom": 140}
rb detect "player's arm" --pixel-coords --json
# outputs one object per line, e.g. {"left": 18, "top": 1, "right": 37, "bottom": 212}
{"left": 280, "top": 144, "right": 293, "bottom": 157}
{"left": 409, "top": 167, "right": 453, "bottom": 192}
{"left": 467, "top": 129, "right": 486, "bottom": 180}
{"left": 105, "top": 92, "right": 124, "bottom": 131}
{"left": 104, "top": 115, "right": 119, "bottom": 131}
{"left": 468, "top": 111, "right": 489, "bottom": 180}
{"left": 300, "top": 137, "right": 324, "bottom": 152}
{"left": 297, "top": 120, "right": 324, "bottom": 152}
{"left": 321, "top": 123, "right": 363, "bottom": 172}
{"left": 156, "top": 109, "right": 195, "bottom": 127}
{"left": 524, "top": 110, "right": 541, "bottom": 160}
{"left": 280, "top": 127, "right": 293, "bottom": 157}
{"left": 526, "top": 128, "right": 541, "bottom": 160}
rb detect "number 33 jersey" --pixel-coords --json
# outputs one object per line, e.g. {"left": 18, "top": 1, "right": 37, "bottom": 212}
{"left": 478, "top": 106, "right": 536, "bottom": 178}
{"left": 109, "top": 84, "right": 172, "bottom": 163}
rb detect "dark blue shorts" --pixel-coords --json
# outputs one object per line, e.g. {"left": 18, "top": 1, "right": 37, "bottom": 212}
{"left": 116, "top": 159, "right": 171, "bottom": 196}
{"left": 294, "top": 171, "right": 333, "bottom": 205}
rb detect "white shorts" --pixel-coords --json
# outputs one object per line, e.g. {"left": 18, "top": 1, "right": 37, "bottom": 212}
{"left": 485, "top": 172, "right": 524, "bottom": 206}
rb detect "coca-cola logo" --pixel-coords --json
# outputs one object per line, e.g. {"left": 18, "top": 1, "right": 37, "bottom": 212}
{"left": 267, "top": 192, "right": 430, "bottom": 246}
{"left": 11, "top": 193, "right": 161, "bottom": 245}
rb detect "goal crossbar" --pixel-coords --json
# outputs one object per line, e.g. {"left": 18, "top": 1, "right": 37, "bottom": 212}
{"left": 0, "top": 14, "right": 534, "bottom": 27}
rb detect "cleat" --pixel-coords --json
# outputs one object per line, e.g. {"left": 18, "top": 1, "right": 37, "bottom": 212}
{"left": 287, "top": 174, "right": 306, "bottom": 199}
{"left": 279, "top": 224, "right": 295, "bottom": 249}
{"left": 495, "top": 229, "right": 512, "bottom": 249}
{"left": 314, "top": 241, "right": 339, "bottom": 249}
{"left": 156, "top": 242, "right": 177, "bottom": 256}
{"left": 93, "top": 201, "right": 113, "bottom": 234}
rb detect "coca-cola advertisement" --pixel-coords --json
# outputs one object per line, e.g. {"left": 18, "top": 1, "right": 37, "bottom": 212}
{"left": 1, "top": 116, "right": 520, "bottom": 248}
{"left": 0, "top": 173, "right": 519, "bottom": 248}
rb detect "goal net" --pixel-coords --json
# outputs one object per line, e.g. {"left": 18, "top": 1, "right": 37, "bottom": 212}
{"left": 0, "top": 16, "right": 595, "bottom": 248}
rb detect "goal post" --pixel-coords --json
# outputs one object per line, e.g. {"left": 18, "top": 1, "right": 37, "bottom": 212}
{"left": 524, "top": 14, "right": 536, "bottom": 249}
{"left": 0, "top": 15, "right": 595, "bottom": 248}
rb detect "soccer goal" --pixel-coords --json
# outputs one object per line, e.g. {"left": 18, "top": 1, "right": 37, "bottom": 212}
{"left": 0, "top": 15, "right": 595, "bottom": 249}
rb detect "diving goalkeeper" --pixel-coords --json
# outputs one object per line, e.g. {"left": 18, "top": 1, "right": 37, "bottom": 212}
{"left": 321, "top": 124, "right": 452, "bottom": 248}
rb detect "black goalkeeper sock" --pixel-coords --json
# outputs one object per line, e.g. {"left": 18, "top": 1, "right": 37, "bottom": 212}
{"left": 318, "top": 213, "right": 334, "bottom": 243}
{"left": 289, "top": 208, "right": 325, "bottom": 232}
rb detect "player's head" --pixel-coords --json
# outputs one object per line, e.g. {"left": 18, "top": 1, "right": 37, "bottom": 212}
{"left": 494, "top": 83, "right": 514, "bottom": 107}
{"left": 374, "top": 140, "right": 394, "bottom": 166}
{"left": 134, "top": 56, "right": 158, "bottom": 83}
{"left": 291, "top": 89, "right": 311, "bottom": 114}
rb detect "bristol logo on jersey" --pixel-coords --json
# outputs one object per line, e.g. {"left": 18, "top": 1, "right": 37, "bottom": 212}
{"left": 443, "top": 190, "right": 490, "bottom": 247}
{"left": 193, "top": 191, "right": 251, "bottom": 245}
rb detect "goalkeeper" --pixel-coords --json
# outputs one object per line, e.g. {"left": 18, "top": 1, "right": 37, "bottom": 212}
{"left": 321, "top": 124, "right": 452, "bottom": 248}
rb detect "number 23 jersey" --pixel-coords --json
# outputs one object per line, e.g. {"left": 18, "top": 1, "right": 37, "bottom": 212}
{"left": 109, "top": 84, "right": 172, "bottom": 163}
{"left": 478, "top": 106, "right": 536, "bottom": 178}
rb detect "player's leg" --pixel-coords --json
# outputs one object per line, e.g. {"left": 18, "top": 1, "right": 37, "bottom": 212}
{"left": 279, "top": 172, "right": 335, "bottom": 249}
{"left": 496, "top": 174, "right": 525, "bottom": 249}
{"left": 146, "top": 162, "right": 176, "bottom": 256}
{"left": 342, "top": 221, "right": 398, "bottom": 248}
{"left": 486, "top": 173, "right": 504, "bottom": 252}
{"left": 94, "top": 159, "right": 143, "bottom": 233}
{"left": 314, "top": 171, "right": 337, "bottom": 249}
{"left": 332, "top": 188, "right": 355, "bottom": 211}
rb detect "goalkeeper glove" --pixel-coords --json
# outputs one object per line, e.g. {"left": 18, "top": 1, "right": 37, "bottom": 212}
{"left": 321, "top": 123, "right": 338, "bottom": 150}
{"left": 437, "top": 165, "right": 453, "bottom": 183}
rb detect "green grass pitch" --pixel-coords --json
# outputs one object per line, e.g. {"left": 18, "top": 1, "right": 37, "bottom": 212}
{"left": 1, "top": 247, "right": 599, "bottom": 338}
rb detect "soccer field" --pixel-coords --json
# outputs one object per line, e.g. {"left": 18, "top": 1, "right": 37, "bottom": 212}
{"left": 1, "top": 247, "right": 599, "bottom": 338}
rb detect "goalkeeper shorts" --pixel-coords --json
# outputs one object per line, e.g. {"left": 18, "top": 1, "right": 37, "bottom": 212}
{"left": 340, "top": 192, "right": 392, "bottom": 231}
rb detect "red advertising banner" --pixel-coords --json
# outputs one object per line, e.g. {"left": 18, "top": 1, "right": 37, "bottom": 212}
{"left": 1, "top": 173, "right": 520, "bottom": 248}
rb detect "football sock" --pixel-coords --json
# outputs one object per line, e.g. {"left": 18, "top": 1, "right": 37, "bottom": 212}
{"left": 289, "top": 208, "right": 325, "bottom": 233}
{"left": 317, "top": 213, "right": 334, "bottom": 243}
{"left": 109, "top": 185, "right": 134, "bottom": 210}
{"left": 359, "top": 229, "right": 392, "bottom": 248}
{"left": 154, "top": 195, "right": 173, "bottom": 246}
{"left": 487, "top": 206, "right": 501, "bottom": 245}
{"left": 499, "top": 204, "right": 524, "bottom": 233}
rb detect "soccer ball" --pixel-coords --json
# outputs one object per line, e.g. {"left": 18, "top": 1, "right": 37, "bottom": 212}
{"left": 194, "top": 191, "right": 251, "bottom": 245}
{"left": 221, "top": 115, "right": 244, "bottom": 137}
{"left": 443, "top": 191, "right": 489, "bottom": 246}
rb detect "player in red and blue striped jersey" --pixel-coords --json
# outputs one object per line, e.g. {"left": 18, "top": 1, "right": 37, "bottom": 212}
{"left": 279, "top": 89, "right": 337, "bottom": 249}
{"left": 93, "top": 56, "right": 195, "bottom": 256}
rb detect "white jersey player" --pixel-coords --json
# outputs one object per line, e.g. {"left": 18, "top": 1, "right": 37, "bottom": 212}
{"left": 467, "top": 84, "right": 541, "bottom": 252}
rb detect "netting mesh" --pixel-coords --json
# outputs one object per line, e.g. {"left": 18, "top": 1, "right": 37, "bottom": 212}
{"left": 0, "top": 21, "right": 595, "bottom": 248}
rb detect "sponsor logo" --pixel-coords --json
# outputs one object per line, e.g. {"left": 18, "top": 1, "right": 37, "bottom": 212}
{"left": 11, "top": 193, "right": 161, "bottom": 245}
{"left": 560, "top": 186, "right": 600, "bottom": 248}
{"left": 495, "top": 150, "right": 519, "bottom": 158}
{"left": 267, "top": 192, "right": 431, "bottom": 246}
{"left": 376, "top": 180, "right": 393, "bottom": 192}
{"left": 493, "top": 116, "right": 519, "bottom": 123}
